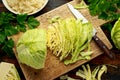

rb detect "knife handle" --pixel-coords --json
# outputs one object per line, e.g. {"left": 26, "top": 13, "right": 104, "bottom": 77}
{"left": 93, "top": 35, "right": 115, "bottom": 59}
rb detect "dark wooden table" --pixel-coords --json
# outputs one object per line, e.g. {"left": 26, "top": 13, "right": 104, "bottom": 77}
{"left": 0, "top": 0, "right": 120, "bottom": 80}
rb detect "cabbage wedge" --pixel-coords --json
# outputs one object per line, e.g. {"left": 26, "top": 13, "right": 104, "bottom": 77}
{"left": 0, "top": 62, "right": 20, "bottom": 80}
{"left": 16, "top": 29, "right": 47, "bottom": 69}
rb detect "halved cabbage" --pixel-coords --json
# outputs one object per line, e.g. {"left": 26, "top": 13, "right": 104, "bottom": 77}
{"left": 0, "top": 62, "right": 20, "bottom": 80}
{"left": 16, "top": 29, "right": 47, "bottom": 69}
{"left": 111, "top": 18, "right": 120, "bottom": 49}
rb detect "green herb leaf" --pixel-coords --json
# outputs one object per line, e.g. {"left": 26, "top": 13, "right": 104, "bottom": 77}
{"left": 2, "top": 38, "right": 15, "bottom": 57}
{"left": 0, "top": 31, "right": 6, "bottom": 45}
{"left": 17, "top": 24, "right": 26, "bottom": 32}
{"left": 16, "top": 14, "right": 27, "bottom": 24}
{"left": 27, "top": 16, "right": 40, "bottom": 29}
{"left": 98, "top": 12, "right": 108, "bottom": 20}
{"left": 4, "top": 24, "right": 18, "bottom": 36}
{"left": 0, "top": 12, "right": 15, "bottom": 26}
{"left": 87, "top": 0, "right": 120, "bottom": 20}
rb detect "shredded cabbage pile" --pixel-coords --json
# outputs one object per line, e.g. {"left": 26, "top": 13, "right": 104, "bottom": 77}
{"left": 47, "top": 18, "right": 93, "bottom": 65}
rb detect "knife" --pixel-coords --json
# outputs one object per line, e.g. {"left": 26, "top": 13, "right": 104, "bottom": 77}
{"left": 67, "top": 3, "right": 115, "bottom": 59}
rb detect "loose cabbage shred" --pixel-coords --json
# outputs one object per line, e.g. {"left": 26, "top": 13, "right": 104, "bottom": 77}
{"left": 47, "top": 18, "right": 93, "bottom": 65}
{"left": 16, "top": 29, "right": 47, "bottom": 69}
{"left": 59, "top": 64, "right": 107, "bottom": 80}
{"left": 76, "top": 64, "right": 107, "bottom": 80}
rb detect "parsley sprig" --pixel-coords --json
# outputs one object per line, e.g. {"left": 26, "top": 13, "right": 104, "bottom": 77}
{"left": 87, "top": 0, "right": 120, "bottom": 20}
{"left": 0, "top": 12, "right": 40, "bottom": 57}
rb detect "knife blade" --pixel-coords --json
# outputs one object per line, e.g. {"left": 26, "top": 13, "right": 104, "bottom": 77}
{"left": 67, "top": 3, "right": 115, "bottom": 59}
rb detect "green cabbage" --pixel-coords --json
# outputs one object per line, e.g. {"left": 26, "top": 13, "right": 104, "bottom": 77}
{"left": 47, "top": 18, "right": 93, "bottom": 65}
{"left": 16, "top": 29, "right": 47, "bottom": 69}
{"left": 0, "top": 62, "right": 20, "bottom": 80}
{"left": 111, "top": 18, "right": 120, "bottom": 49}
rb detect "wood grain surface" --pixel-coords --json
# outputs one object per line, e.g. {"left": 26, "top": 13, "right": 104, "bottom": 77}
{"left": 11, "top": 1, "right": 112, "bottom": 80}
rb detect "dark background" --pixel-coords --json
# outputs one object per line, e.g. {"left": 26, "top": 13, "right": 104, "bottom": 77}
{"left": 0, "top": 0, "right": 120, "bottom": 80}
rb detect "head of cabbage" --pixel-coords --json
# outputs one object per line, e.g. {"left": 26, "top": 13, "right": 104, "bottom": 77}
{"left": 111, "top": 18, "right": 120, "bottom": 49}
{"left": 16, "top": 29, "right": 47, "bottom": 69}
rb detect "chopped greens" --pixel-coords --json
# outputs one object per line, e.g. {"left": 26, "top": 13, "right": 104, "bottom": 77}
{"left": 47, "top": 17, "right": 93, "bottom": 65}
{"left": 0, "top": 12, "right": 40, "bottom": 57}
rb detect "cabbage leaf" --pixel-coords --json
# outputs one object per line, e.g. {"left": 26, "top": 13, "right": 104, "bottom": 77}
{"left": 16, "top": 29, "right": 47, "bottom": 69}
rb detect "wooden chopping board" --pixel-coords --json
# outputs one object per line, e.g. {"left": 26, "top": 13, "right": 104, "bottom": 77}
{"left": 12, "top": 1, "right": 112, "bottom": 80}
